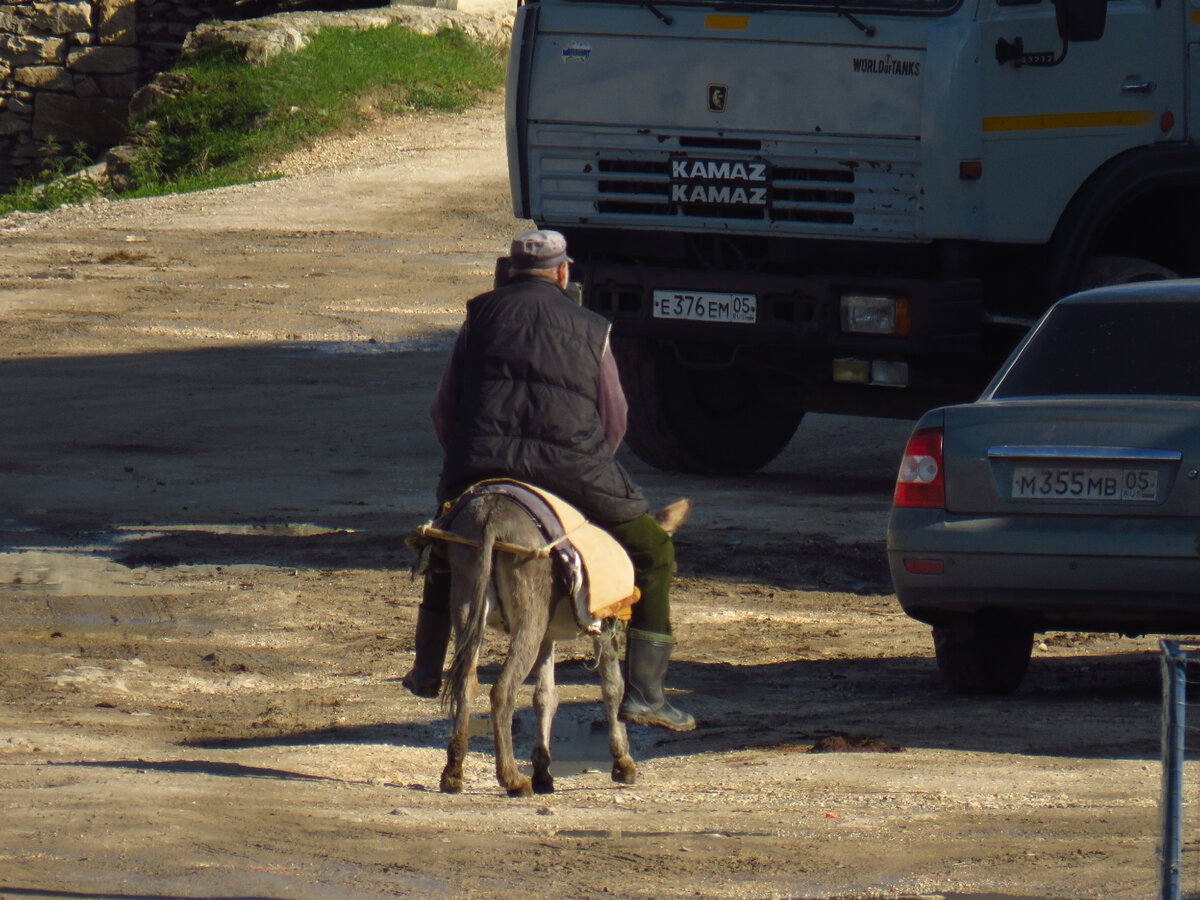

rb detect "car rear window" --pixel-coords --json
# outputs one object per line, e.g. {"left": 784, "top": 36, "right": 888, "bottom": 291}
{"left": 991, "top": 300, "right": 1200, "bottom": 398}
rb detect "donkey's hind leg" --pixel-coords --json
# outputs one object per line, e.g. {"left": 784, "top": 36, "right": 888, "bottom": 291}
{"left": 440, "top": 583, "right": 479, "bottom": 794}
{"left": 594, "top": 628, "right": 637, "bottom": 784}
{"left": 440, "top": 703, "right": 470, "bottom": 792}
{"left": 439, "top": 646, "right": 476, "bottom": 794}
{"left": 490, "top": 620, "right": 543, "bottom": 797}
{"left": 530, "top": 638, "right": 558, "bottom": 794}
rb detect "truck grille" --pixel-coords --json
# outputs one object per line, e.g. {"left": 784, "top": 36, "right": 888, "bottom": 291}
{"left": 530, "top": 128, "right": 920, "bottom": 236}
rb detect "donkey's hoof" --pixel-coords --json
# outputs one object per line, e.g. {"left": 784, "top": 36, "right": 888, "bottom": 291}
{"left": 439, "top": 773, "right": 464, "bottom": 794}
{"left": 533, "top": 772, "right": 555, "bottom": 794}
{"left": 611, "top": 759, "right": 637, "bottom": 785}
{"left": 506, "top": 778, "right": 533, "bottom": 798}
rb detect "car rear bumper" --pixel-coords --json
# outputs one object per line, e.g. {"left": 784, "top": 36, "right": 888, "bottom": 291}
{"left": 887, "top": 509, "right": 1200, "bottom": 632}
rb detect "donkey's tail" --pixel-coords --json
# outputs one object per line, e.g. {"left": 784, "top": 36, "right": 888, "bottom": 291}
{"left": 444, "top": 499, "right": 498, "bottom": 722}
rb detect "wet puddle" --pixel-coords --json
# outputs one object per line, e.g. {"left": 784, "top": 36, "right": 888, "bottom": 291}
{"left": 282, "top": 336, "right": 455, "bottom": 356}
{"left": 467, "top": 710, "right": 641, "bottom": 776}
{"left": 0, "top": 521, "right": 355, "bottom": 616}
{"left": 115, "top": 522, "right": 355, "bottom": 539}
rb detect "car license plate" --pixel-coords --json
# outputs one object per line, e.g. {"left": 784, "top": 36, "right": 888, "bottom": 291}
{"left": 652, "top": 290, "right": 757, "bottom": 324}
{"left": 1011, "top": 467, "right": 1158, "bottom": 502}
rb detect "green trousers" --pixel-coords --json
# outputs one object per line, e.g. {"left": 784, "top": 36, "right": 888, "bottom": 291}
{"left": 606, "top": 512, "right": 674, "bottom": 636}
{"left": 421, "top": 512, "right": 675, "bottom": 636}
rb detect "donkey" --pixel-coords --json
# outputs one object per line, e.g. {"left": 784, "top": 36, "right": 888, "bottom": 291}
{"left": 437, "top": 493, "right": 690, "bottom": 797}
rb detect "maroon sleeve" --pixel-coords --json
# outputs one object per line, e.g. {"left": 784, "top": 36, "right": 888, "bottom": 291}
{"left": 597, "top": 332, "right": 629, "bottom": 453}
{"left": 431, "top": 326, "right": 468, "bottom": 450}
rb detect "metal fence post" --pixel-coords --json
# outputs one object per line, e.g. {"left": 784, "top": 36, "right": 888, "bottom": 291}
{"left": 1161, "top": 639, "right": 1187, "bottom": 900}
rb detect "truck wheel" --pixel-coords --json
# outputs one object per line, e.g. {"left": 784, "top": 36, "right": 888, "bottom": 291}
{"left": 932, "top": 615, "right": 1033, "bottom": 695}
{"left": 1079, "top": 256, "right": 1177, "bottom": 290}
{"left": 613, "top": 338, "right": 803, "bottom": 475}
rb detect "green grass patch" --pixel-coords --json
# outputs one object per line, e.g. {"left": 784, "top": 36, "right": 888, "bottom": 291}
{"left": 0, "top": 141, "right": 105, "bottom": 216}
{"left": 0, "top": 22, "right": 506, "bottom": 212}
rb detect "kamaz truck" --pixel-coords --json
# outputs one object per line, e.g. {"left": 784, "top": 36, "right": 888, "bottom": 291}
{"left": 505, "top": 0, "right": 1198, "bottom": 473}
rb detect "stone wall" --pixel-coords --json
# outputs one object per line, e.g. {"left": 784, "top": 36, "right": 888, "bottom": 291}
{"left": 0, "top": 0, "right": 415, "bottom": 188}
{"left": 1, "top": 0, "right": 136, "bottom": 182}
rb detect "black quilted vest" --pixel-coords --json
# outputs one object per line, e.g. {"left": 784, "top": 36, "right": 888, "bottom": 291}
{"left": 437, "top": 275, "right": 649, "bottom": 525}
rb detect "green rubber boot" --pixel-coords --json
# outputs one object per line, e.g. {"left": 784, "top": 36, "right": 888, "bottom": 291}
{"left": 619, "top": 630, "right": 695, "bottom": 732}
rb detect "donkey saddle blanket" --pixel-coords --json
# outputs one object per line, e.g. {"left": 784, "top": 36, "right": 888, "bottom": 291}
{"left": 421, "top": 479, "right": 639, "bottom": 630}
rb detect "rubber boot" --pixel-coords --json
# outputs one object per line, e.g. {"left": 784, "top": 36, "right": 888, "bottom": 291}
{"left": 619, "top": 629, "right": 695, "bottom": 732}
{"left": 402, "top": 604, "right": 451, "bottom": 698}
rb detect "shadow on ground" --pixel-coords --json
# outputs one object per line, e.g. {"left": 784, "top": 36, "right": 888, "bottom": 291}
{"left": 176, "top": 650, "right": 1164, "bottom": 763}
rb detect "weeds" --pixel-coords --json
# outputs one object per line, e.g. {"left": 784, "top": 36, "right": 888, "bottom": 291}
{"left": 0, "top": 140, "right": 105, "bottom": 216}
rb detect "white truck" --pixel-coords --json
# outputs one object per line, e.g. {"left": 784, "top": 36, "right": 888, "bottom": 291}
{"left": 505, "top": 0, "right": 1194, "bottom": 473}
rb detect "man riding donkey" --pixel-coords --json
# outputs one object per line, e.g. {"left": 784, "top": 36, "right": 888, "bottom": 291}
{"left": 403, "top": 228, "right": 694, "bottom": 732}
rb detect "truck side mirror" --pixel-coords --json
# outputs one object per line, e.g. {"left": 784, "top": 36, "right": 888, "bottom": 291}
{"left": 997, "top": 0, "right": 1106, "bottom": 66}
{"left": 1054, "top": 0, "right": 1106, "bottom": 42}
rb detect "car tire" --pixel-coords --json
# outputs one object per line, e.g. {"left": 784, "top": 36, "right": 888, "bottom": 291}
{"left": 932, "top": 616, "right": 1034, "bottom": 695}
{"left": 1079, "top": 256, "right": 1178, "bottom": 291}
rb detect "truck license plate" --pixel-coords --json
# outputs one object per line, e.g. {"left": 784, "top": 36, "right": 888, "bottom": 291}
{"left": 1011, "top": 467, "right": 1158, "bottom": 502}
{"left": 652, "top": 290, "right": 757, "bottom": 324}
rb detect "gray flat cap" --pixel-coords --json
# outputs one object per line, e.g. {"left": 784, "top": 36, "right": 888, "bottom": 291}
{"left": 510, "top": 229, "right": 571, "bottom": 270}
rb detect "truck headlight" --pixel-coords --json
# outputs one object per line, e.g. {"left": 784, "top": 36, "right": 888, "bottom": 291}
{"left": 840, "top": 294, "right": 910, "bottom": 336}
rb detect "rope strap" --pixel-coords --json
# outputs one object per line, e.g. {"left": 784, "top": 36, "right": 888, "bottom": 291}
{"left": 415, "top": 522, "right": 565, "bottom": 560}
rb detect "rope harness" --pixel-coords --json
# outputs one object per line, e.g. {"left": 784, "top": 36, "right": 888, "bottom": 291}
{"left": 409, "top": 480, "right": 641, "bottom": 626}
{"left": 414, "top": 521, "right": 574, "bottom": 561}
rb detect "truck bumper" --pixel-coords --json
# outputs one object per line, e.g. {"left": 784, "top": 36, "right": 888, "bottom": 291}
{"left": 585, "top": 261, "right": 991, "bottom": 416}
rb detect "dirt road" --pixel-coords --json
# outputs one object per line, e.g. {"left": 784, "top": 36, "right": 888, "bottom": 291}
{"left": 0, "top": 15, "right": 1175, "bottom": 898}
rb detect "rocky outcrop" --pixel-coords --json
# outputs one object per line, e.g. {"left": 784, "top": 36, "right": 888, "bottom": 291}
{"left": 182, "top": 3, "right": 506, "bottom": 67}
{"left": 0, "top": 0, "right": 486, "bottom": 188}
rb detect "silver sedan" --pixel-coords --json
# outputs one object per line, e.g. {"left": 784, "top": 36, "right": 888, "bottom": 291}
{"left": 887, "top": 280, "right": 1200, "bottom": 694}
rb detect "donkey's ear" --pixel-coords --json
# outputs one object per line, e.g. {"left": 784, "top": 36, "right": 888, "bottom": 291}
{"left": 654, "top": 498, "right": 692, "bottom": 535}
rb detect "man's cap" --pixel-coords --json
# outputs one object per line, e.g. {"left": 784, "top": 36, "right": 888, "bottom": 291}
{"left": 510, "top": 229, "right": 571, "bottom": 270}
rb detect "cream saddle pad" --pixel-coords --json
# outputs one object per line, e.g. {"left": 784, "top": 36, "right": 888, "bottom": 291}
{"left": 419, "top": 479, "right": 639, "bottom": 626}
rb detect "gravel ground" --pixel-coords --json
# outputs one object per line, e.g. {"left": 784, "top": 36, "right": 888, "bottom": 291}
{"left": 0, "top": 5, "right": 1183, "bottom": 898}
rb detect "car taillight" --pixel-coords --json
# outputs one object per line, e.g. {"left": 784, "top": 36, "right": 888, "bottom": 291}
{"left": 894, "top": 426, "right": 945, "bottom": 508}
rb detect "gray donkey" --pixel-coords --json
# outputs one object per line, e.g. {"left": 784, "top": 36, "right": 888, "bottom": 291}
{"left": 437, "top": 493, "right": 690, "bottom": 797}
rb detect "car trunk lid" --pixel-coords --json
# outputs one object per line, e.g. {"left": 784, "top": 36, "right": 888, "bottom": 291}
{"left": 942, "top": 399, "right": 1199, "bottom": 517}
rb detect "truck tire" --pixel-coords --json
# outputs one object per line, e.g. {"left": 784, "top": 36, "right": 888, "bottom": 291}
{"left": 932, "top": 615, "right": 1033, "bottom": 695}
{"left": 613, "top": 337, "right": 803, "bottom": 475}
{"left": 1079, "top": 256, "right": 1178, "bottom": 291}
{"left": 612, "top": 337, "right": 689, "bottom": 472}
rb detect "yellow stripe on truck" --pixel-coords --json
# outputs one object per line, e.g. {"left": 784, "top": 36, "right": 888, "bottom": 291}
{"left": 983, "top": 110, "right": 1156, "bottom": 133}
{"left": 705, "top": 14, "right": 749, "bottom": 29}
